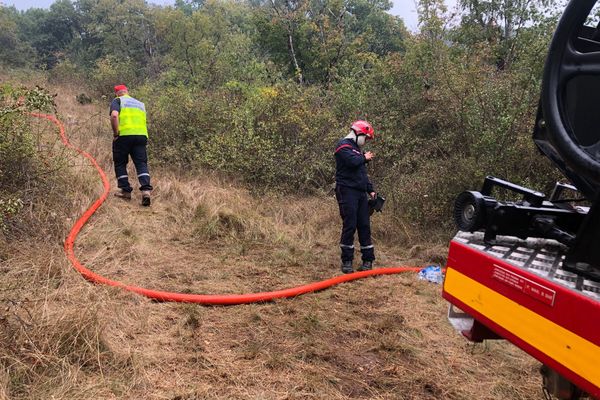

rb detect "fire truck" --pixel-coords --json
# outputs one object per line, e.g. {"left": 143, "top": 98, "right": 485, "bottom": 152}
{"left": 442, "top": 1, "right": 600, "bottom": 398}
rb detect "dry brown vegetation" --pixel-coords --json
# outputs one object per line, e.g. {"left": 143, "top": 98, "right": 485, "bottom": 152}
{"left": 0, "top": 86, "right": 543, "bottom": 399}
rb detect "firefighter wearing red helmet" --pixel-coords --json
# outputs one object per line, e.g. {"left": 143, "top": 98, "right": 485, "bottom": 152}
{"left": 334, "top": 120, "right": 377, "bottom": 274}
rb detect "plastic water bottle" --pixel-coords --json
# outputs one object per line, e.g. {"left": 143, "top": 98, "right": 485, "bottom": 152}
{"left": 418, "top": 265, "right": 444, "bottom": 284}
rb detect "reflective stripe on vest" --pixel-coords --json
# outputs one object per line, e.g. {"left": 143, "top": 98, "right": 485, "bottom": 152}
{"left": 118, "top": 95, "right": 148, "bottom": 137}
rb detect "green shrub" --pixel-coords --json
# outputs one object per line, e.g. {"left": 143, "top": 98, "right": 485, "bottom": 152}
{"left": 148, "top": 81, "right": 341, "bottom": 192}
{"left": 0, "top": 84, "right": 60, "bottom": 237}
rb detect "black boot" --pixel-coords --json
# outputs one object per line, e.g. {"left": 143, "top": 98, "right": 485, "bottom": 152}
{"left": 341, "top": 260, "right": 353, "bottom": 274}
{"left": 358, "top": 261, "right": 373, "bottom": 271}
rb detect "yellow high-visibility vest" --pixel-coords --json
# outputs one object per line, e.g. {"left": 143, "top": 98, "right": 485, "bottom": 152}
{"left": 118, "top": 95, "right": 148, "bottom": 137}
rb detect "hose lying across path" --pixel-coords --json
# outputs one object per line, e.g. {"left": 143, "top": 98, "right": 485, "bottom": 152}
{"left": 33, "top": 112, "right": 425, "bottom": 305}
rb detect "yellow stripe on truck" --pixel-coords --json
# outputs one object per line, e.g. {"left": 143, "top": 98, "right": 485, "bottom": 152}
{"left": 444, "top": 268, "right": 600, "bottom": 388}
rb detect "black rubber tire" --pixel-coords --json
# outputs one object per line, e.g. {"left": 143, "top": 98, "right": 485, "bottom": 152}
{"left": 541, "top": 0, "right": 600, "bottom": 195}
{"left": 454, "top": 191, "right": 486, "bottom": 232}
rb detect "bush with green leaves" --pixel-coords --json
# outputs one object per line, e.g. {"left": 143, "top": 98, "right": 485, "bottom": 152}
{"left": 0, "top": 84, "right": 59, "bottom": 236}
{"left": 147, "top": 81, "right": 342, "bottom": 192}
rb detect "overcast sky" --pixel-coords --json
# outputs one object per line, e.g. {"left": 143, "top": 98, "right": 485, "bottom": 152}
{"left": 1, "top": 0, "right": 459, "bottom": 30}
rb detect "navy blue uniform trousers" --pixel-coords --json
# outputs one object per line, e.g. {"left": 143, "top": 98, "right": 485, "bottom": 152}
{"left": 335, "top": 185, "right": 375, "bottom": 262}
{"left": 112, "top": 135, "right": 153, "bottom": 193}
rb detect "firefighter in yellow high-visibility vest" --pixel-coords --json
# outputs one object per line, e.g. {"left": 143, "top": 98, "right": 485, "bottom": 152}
{"left": 110, "top": 84, "right": 153, "bottom": 206}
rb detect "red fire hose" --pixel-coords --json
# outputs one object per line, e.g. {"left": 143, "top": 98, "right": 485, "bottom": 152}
{"left": 32, "top": 112, "right": 425, "bottom": 305}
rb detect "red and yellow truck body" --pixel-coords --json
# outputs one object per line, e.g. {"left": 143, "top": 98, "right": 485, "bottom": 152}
{"left": 443, "top": 232, "right": 600, "bottom": 399}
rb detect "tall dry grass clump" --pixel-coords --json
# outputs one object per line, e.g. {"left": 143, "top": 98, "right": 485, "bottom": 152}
{"left": 0, "top": 284, "right": 143, "bottom": 399}
{"left": 151, "top": 170, "right": 337, "bottom": 246}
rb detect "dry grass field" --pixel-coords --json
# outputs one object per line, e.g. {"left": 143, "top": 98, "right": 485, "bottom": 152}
{"left": 0, "top": 86, "right": 543, "bottom": 399}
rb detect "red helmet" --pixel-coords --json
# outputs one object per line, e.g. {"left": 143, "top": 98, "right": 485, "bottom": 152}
{"left": 351, "top": 120, "right": 374, "bottom": 140}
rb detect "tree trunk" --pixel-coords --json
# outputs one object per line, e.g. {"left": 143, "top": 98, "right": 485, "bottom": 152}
{"left": 287, "top": 30, "right": 303, "bottom": 84}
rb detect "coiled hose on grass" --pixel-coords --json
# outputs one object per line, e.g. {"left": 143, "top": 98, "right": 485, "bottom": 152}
{"left": 32, "top": 112, "right": 424, "bottom": 305}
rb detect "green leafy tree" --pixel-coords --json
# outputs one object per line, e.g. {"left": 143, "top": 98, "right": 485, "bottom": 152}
{"left": 70, "top": 0, "right": 157, "bottom": 74}
{"left": 175, "top": 0, "right": 206, "bottom": 14}
{"left": 0, "top": 6, "right": 33, "bottom": 67}
{"left": 346, "top": 0, "right": 406, "bottom": 55}
{"left": 16, "top": 0, "right": 78, "bottom": 68}
{"left": 455, "top": 0, "right": 555, "bottom": 68}
{"left": 155, "top": 0, "right": 266, "bottom": 88}
{"left": 253, "top": 0, "right": 406, "bottom": 84}
{"left": 253, "top": 0, "right": 307, "bottom": 83}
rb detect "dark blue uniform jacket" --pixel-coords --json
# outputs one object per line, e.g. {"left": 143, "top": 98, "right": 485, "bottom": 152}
{"left": 334, "top": 138, "right": 374, "bottom": 193}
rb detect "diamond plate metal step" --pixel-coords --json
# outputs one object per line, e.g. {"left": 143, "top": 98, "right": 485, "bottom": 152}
{"left": 454, "top": 231, "right": 600, "bottom": 302}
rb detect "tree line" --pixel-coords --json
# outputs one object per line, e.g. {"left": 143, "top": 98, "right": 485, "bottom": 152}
{"left": 0, "top": 0, "right": 405, "bottom": 84}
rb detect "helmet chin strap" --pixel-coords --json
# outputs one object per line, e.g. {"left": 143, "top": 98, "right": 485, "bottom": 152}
{"left": 345, "top": 130, "right": 366, "bottom": 147}
{"left": 345, "top": 131, "right": 357, "bottom": 142}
